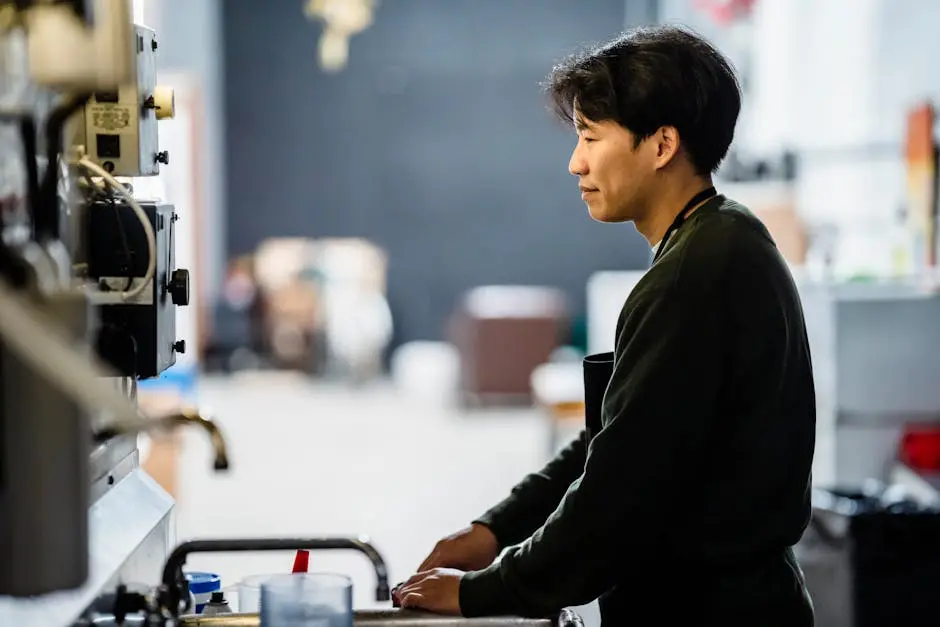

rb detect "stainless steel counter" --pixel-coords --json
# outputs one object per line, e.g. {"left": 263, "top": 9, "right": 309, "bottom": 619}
{"left": 179, "top": 609, "right": 579, "bottom": 627}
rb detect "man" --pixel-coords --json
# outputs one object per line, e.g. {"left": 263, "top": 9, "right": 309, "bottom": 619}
{"left": 395, "top": 25, "right": 816, "bottom": 625}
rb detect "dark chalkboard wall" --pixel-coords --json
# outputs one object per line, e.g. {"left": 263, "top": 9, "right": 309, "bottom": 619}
{"left": 223, "top": 0, "right": 653, "bottom": 347}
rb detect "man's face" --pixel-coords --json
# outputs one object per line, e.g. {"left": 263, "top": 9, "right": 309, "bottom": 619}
{"left": 568, "top": 113, "right": 658, "bottom": 224}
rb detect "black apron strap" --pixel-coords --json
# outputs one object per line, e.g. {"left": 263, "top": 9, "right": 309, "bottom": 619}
{"left": 651, "top": 186, "right": 717, "bottom": 263}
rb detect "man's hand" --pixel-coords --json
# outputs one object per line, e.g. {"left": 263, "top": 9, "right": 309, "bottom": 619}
{"left": 397, "top": 568, "right": 464, "bottom": 615}
{"left": 417, "top": 523, "right": 499, "bottom": 571}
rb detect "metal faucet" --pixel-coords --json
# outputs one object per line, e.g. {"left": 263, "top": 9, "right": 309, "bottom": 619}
{"left": 93, "top": 407, "right": 230, "bottom": 471}
{"left": 158, "top": 536, "right": 391, "bottom": 616}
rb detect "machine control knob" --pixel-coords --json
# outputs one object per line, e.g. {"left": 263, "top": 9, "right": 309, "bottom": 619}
{"left": 152, "top": 85, "right": 175, "bottom": 120}
{"left": 173, "top": 340, "right": 186, "bottom": 354}
{"left": 169, "top": 268, "right": 190, "bottom": 306}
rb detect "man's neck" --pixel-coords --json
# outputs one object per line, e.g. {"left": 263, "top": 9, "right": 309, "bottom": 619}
{"left": 636, "top": 176, "right": 715, "bottom": 247}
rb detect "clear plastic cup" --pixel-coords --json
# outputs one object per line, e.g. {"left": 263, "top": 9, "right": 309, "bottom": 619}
{"left": 221, "top": 585, "right": 241, "bottom": 612}
{"left": 238, "top": 573, "right": 280, "bottom": 614}
{"left": 260, "top": 573, "right": 352, "bottom": 627}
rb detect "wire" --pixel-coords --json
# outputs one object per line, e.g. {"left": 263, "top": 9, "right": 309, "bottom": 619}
{"left": 108, "top": 194, "right": 135, "bottom": 290}
{"left": 78, "top": 157, "right": 155, "bottom": 301}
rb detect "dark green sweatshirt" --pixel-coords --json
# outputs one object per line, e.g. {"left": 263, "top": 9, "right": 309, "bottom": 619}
{"left": 460, "top": 196, "right": 816, "bottom": 625}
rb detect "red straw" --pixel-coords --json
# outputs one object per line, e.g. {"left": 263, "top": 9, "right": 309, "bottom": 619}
{"left": 291, "top": 550, "right": 310, "bottom": 573}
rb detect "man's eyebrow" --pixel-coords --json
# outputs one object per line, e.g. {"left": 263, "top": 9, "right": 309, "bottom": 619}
{"left": 574, "top": 117, "right": 592, "bottom": 132}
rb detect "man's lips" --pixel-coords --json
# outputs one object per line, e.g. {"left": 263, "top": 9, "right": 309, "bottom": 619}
{"left": 580, "top": 187, "right": 597, "bottom": 198}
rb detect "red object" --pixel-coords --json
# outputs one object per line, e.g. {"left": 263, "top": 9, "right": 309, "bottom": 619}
{"left": 900, "top": 426, "right": 940, "bottom": 471}
{"left": 693, "top": 0, "right": 757, "bottom": 25}
{"left": 292, "top": 550, "right": 310, "bottom": 573}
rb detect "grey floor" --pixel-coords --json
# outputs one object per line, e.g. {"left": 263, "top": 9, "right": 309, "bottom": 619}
{"left": 172, "top": 371, "right": 598, "bottom": 623}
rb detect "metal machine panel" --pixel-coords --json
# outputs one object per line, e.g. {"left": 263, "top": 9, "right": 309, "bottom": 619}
{"left": 83, "top": 25, "right": 159, "bottom": 177}
{"left": 0, "top": 468, "right": 174, "bottom": 626}
{"left": 0, "top": 8, "right": 196, "bottom": 623}
{"left": 0, "top": 290, "right": 96, "bottom": 597}
{"left": 87, "top": 201, "right": 183, "bottom": 378}
{"left": 0, "top": 343, "right": 90, "bottom": 597}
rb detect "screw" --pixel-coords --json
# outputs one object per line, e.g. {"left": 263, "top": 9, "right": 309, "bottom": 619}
{"left": 173, "top": 340, "right": 186, "bottom": 354}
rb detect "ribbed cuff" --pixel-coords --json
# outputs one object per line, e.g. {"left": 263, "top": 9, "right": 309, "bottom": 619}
{"left": 459, "top": 561, "right": 513, "bottom": 617}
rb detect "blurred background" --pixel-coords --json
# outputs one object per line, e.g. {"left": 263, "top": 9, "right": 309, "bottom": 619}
{"left": 131, "top": 0, "right": 940, "bottom": 624}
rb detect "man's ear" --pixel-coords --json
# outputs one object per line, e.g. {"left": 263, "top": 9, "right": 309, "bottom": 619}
{"left": 653, "top": 126, "right": 680, "bottom": 170}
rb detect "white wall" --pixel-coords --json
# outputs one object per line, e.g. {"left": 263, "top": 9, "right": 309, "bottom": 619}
{"left": 659, "top": 0, "right": 936, "bottom": 278}
{"left": 141, "top": 0, "right": 225, "bottom": 304}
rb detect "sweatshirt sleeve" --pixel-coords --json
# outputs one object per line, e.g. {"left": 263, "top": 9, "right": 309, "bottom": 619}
{"left": 460, "top": 284, "right": 722, "bottom": 617}
{"left": 473, "top": 431, "right": 587, "bottom": 549}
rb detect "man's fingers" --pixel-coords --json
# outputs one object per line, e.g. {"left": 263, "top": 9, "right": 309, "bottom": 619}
{"left": 400, "top": 591, "right": 425, "bottom": 609}
{"left": 391, "top": 581, "right": 408, "bottom": 605}
{"left": 397, "top": 582, "right": 418, "bottom": 598}
{"left": 396, "top": 570, "right": 460, "bottom": 616}
{"left": 399, "top": 569, "right": 436, "bottom": 597}
{"left": 397, "top": 577, "right": 429, "bottom": 600}
{"left": 402, "top": 569, "right": 433, "bottom": 589}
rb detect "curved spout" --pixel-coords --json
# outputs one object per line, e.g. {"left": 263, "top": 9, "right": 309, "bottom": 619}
{"left": 94, "top": 407, "right": 229, "bottom": 471}
{"left": 159, "top": 536, "right": 391, "bottom": 616}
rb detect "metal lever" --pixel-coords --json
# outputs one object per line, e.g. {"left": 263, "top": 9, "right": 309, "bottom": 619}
{"left": 158, "top": 537, "right": 391, "bottom": 616}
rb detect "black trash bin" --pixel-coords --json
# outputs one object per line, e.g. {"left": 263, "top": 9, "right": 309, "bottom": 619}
{"left": 798, "top": 485, "right": 940, "bottom": 627}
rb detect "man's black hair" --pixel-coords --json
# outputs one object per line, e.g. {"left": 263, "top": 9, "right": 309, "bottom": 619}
{"left": 545, "top": 25, "right": 741, "bottom": 175}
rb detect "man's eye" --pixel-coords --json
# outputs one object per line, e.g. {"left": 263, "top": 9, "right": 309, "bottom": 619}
{"left": 582, "top": 136, "right": 596, "bottom": 143}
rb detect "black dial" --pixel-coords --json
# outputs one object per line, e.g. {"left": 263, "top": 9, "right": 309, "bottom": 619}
{"left": 169, "top": 268, "right": 190, "bottom": 306}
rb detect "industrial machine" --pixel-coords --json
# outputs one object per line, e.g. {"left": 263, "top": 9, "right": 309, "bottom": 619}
{"left": 0, "top": 5, "right": 398, "bottom": 626}
{"left": 0, "top": 1, "right": 227, "bottom": 624}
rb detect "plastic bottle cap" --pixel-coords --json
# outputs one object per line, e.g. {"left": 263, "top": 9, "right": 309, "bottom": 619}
{"left": 185, "top": 571, "right": 221, "bottom": 595}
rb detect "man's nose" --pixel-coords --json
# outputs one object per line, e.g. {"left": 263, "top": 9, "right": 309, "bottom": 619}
{"left": 568, "top": 144, "right": 588, "bottom": 176}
